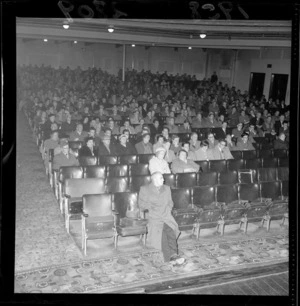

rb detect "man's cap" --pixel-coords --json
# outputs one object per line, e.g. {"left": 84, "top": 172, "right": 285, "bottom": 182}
{"left": 155, "top": 147, "right": 166, "bottom": 154}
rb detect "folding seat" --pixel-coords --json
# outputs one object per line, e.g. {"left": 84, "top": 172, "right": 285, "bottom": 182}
{"left": 119, "top": 154, "right": 137, "bottom": 165}
{"left": 129, "top": 163, "right": 150, "bottom": 176}
{"left": 260, "top": 143, "right": 274, "bottom": 150}
{"left": 78, "top": 156, "right": 98, "bottom": 166}
{"left": 245, "top": 158, "right": 262, "bottom": 169}
{"left": 258, "top": 149, "right": 274, "bottom": 159}
{"left": 238, "top": 183, "right": 260, "bottom": 203}
{"left": 231, "top": 151, "right": 242, "bottom": 159}
{"left": 262, "top": 157, "right": 278, "bottom": 168}
{"left": 241, "top": 150, "right": 257, "bottom": 160}
{"left": 192, "top": 186, "right": 216, "bottom": 209}
{"left": 281, "top": 180, "right": 289, "bottom": 198}
{"left": 84, "top": 165, "right": 106, "bottom": 179}
{"left": 278, "top": 157, "right": 289, "bottom": 168}
{"left": 68, "top": 141, "right": 83, "bottom": 151}
{"left": 107, "top": 164, "right": 129, "bottom": 177}
{"left": 273, "top": 149, "right": 287, "bottom": 159}
{"left": 252, "top": 142, "right": 261, "bottom": 150}
{"left": 55, "top": 166, "right": 84, "bottom": 204}
{"left": 98, "top": 155, "right": 118, "bottom": 165}
{"left": 63, "top": 178, "right": 106, "bottom": 233}
{"left": 137, "top": 154, "right": 155, "bottom": 164}
{"left": 238, "top": 169, "right": 257, "bottom": 184}
{"left": 81, "top": 194, "right": 115, "bottom": 255}
{"left": 260, "top": 181, "right": 282, "bottom": 202}
{"left": 113, "top": 192, "right": 148, "bottom": 249}
{"left": 253, "top": 137, "right": 268, "bottom": 145}
{"left": 105, "top": 177, "right": 130, "bottom": 193}
{"left": 180, "top": 133, "right": 191, "bottom": 143}
{"left": 216, "top": 184, "right": 239, "bottom": 206}
{"left": 197, "top": 171, "right": 218, "bottom": 187}
{"left": 176, "top": 173, "right": 197, "bottom": 188}
{"left": 209, "top": 160, "right": 227, "bottom": 173}
{"left": 218, "top": 170, "right": 238, "bottom": 185}
{"left": 163, "top": 173, "right": 177, "bottom": 188}
{"left": 171, "top": 188, "right": 192, "bottom": 209}
{"left": 226, "top": 159, "right": 245, "bottom": 171}
{"left": 257, "top": 167, "right": 277, "bottom": 182}
{"left": 129, "top": 175, "right": 152, "bottom": 192}
{"left": 195, "top": 160, "right": 209, "bottom": 172}
{"left": 277, "top": 167, "right": 289, "bottom": 181}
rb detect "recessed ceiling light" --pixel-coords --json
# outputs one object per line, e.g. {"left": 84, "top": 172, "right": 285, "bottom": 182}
{"left": 43, "top": 38, "right": 48, "bottom": 42}
{"left": 63, "top": 24, "right": 69, "bottom": 29}
{"left": 108, "top": 26, "right": 114, "bottom": 33}
{"left": 188, "top": 46, "right": 192, "bottom": 50}
{"left": 74, "top": 40, "right": 77, "bottom": 44}
{"left": 132, "top": 44, "right": 135, "bottom": 47}
{"left": 200, "top": 33, "right": 207, "bottom": 39}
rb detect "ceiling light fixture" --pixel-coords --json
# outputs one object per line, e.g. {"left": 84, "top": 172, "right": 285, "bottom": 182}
{"left": 74, "top": 40, "right": 77, "bottom": 44}
{"left": 63, "top": 24, "right": 69, "bottom": 29}
{"left": 132, "top": 44, "right": 135, "bottom": 47}
{"left": 108, "top": 26, "right": 114, "bottom": 33}
{"left": 188, "top": 46, "right": 192, "bottom": 50}
{"left": 43, "top": 38, "right": 48, "bottom": 42}
{"left": 200, "top": 33, "right": 207, "bottom": 39}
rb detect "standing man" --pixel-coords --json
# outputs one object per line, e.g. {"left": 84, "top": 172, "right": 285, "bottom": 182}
{"left": 138, "top": 172, "right": 185, "bottom": 265}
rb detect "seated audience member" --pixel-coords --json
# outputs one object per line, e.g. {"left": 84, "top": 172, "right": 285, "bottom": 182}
{"left": 225, "top": 134, "right": 237, "bottom": 151}
{"left": 236, "top": 132, "right": 255, "bottom": 150}
{"left": 228, "top": 106, "right": 240, "bottom": 127}
{"left": 115, "top": 133, "right": 137, "bottom": 155}
{"left": 208, "top": 139, "right": 234, "bottom": 160}
{"left": 278, "top": 121, "right": 289, "bottom": 142}
{"left": 166, "top": 117, "right": 179, "bottom": 134}
{"left": 149, "top": 147, "right": 171, "bottom": 175}
{"left": 153, "top": 134, "right": 165, "bottom": 153}
{"left": 179, "top": 120, "right": 192, "bottom": 133}
{"left": 138, "top": 172, "right": 185, "bottom": 265}
{"left": 247, "top": 124, "right": 261, "bottom": 139}
{"left": 274, "top": 114, "right": 285, "bottom": 134}
{"left": 122, "top": 129, "right": 136, "bottom": 147}
{"left": 78, "top": 136, "right": 98, "bottom": 158}
{"left": 182, "top": 142, "right": 197, "bottom": 161}
{"left": 134, "top": 118, "right": 145, "bottom": 134}
{"left": 106, "top": 118, "right": 120, "bottom": 135}
{"left": 98, "top": 135, "right": 116, "bottom": 156}
{"left": 207, "top": 132, "right": 219, "bottom": 149}
{"left": 204, "top": 112, "right": 219, "bottom": 128}
{"left": 273, "top": 132, "right": 289, "bottom": 150}
{"left": 170, "top": 134, "right": 181, "bottom": 155}
{"left": 215, "top": 121, "right": 230, "bottom": 139}
{"left": 94, "top": 124, "right": 105, "bottom": 146}
{"left": 41, "top": 113, "right": 58, "bottom": 140}
{"left": 262, "top": 115, "right": 274, "bottom": 135}
{"left": 194, "top": 140, "right": 211, "bottom": 161}
{"left": 135, "top": 133, "right": 153, "bottom": 154}
{"left": 120, "top": 119, "right": 136, "bottom": 135}
{"left": 69, "top": 123, "right": 88, "bottom": 142}
{"left": 239, "top": 110, "right": 250, "bottom": 125}
{"left": 130, "top": 109, "right": 141, "bottom": 125}
{"left": 60, "top": 113, "right": 76, "bottom": 136}
{"left": 232, "top": 122, "right": 244, "bottom": 141}
{"left": 191, "top": 112, "right": 204, "bottom": 128}
{"left": 189, "top": 132, "right": 200, "bottom": 152}
{"left": 162, "top": 126, "right": 170, "bottom": 141}
{"left": 135, "top": 126, "right": 151, "bottom": 144}
{"left": 82, "top": 116, "right": 90, "bottom": 132}
{"left": 52, "top": 139, "right": 79, "bottom": 171}
{"left": 175, "top": 109, "right": 187, "bottom": 124}
{"left": 110, "top": 105, "right": 122, "bottom": 121}
{"left": 43, "top": 130, "right": 60, "bottom": 169}
{"left": 251, "top": 111, "right": 264, "bottom": 134}
{"left": 97, "top": 104, "right": 108, "bottom": 121}
{"left": 150, "top": 119, "right": 163, "bottom": 138}
{"left": 171, "top": 149, "right": 200, "bottom": 174}
{"left": 163, "top": 140, "right": 176, "bottom": 163}
{"left": 144, "top": 110, "right": 155, "bottom": 124}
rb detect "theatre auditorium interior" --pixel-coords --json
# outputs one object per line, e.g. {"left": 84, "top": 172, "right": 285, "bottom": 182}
{"left": 14, "top": 18, "right": 291, "bottom": 295}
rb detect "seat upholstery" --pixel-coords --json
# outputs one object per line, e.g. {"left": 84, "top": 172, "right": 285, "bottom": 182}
{"left": 281, "top": 180, "right": 289, "bottom": 198}
{"left": 231, "top": 151, "right": 242, "bottom": 159}
{"left": 107, "top": 164, "right": 129, "bottom": 177}
{"left": 216, "top": 184, "right": 239, "bottom": 205}
{"left": 192, "top": 186, "right": 216, "bottom": 208}
{"left": 218, "top": 170, "right": 238, "bottom": 185}
{"left": 257, "top": 167, "right": 277, "bottom": 182}
{"left": 171, "top": 188, "right": 192, "bottom": 209}
{"left": 260, "top": 181, "right": 282, "bottom": 201}
{"left": 226, "top": 159, "right": 245, "bottom": 171}
{"left": 278, "top": 157, "right": 289, "bottom": 168}
{"left": 119, "top": 154, "right": 138, "bottom": 164}
{"left": 277, "top": 167, "right": 289, "bottom": 181}
{"left": 258, "top": 149, "right": 274, "bottom": 159}
{"left": 273, "top": 149, "right": 287, "bottom": 159}
{"left": 245, "top": 158, "right": 262, "bottom": 169}
{"left": 106, "top": 177, "right": 129, "bottom": 193}
{"left": 129, "top": 175, "right": 152, "bottom": 192}
{"left": 82, "top": 194, "right": 115, "bottom": 255}
{"left": 78, "top": 156, "right": 98, "bottom": 166}
{"left": 195, "top": 160, "right": 209, "bottom": 172}
{"left": 209, "top": 160, "right": 227, "bottom": 173}
{"left": 137, "top": 154, "right": 155, "bottom": 164}
{"left": 98, "top": 155, "right": 118, "bottom": 165}
{"left": 197, "top": 172, "right": 218, "bottom": 187}
{"left": 84, "top": 165, "right": 106, "bottom": 178}
{"left": 176, "top": 173, "right": 197, "bottom": 188}
{"left": 129, "top": 163, "right": 150, "bottom": 176}
{"left": 238, "top": 169, "right": 257, "bottom": 184}
{"left": 242, "top": 150, "right": 257, "bottom": 160}
{"left": 163, "top": 173, "right": 177, "bottom": 188}
{"left": 238, "top": 183, "right": 260, "bottom": 202}
{"left": 262, "top": 157, "right": 278, "bottom": 168}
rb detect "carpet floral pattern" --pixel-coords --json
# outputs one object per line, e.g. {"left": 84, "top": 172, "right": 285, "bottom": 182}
{"left": 15, "top": 234, "right": 288, "bottom": 293}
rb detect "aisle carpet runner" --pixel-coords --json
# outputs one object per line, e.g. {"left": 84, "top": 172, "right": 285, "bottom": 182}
{"left": 15, "top": 233, "right": 288, "bottom": 293}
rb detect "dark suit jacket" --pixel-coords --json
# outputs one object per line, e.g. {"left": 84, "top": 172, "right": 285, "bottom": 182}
{"left": 214, "top": 128, "right": 230, "bottom": 140}
{"left": 52, "top": 152, "right": 79, "bottom": 171}
{"left": 98, "top": 141, "right": 116, "bottom": 156}
{"left": 78, "top": 145, "right": 98, "bottom": 158}
{"left": 115, "top": 143, "right": 137, "bottom": 155}
{"left": 135, "top": 141, "right": 153, "bottom": 154}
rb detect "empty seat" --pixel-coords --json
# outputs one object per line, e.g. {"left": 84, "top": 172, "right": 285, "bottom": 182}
{"left": 226, "top": 159, "right": 245, "bottom": 171}
{"left": 278, "top": 157, "right": 289, "bottom": 167}
{"left": 171, "top": 188, "right": 192, "bottom": 209}
{"left": 129, "top": 164, "right": 150, "bottom": 176}
{"left": 78, "top": 156, "right": 98, "bottom": 166}
{"left": 231, "top": 151, "right": 242, "bottom": 159}
{"left": 260, "top": 181, "right": 282, "bottom": 201}
{"left": 245, "top": 158, "right": 262, "bottom": 169}
{"left": 277, "top": 167, "right": 289, "bottom": 181}
{"left": 238, "top": 169, "right": 257, "bottom": 184}
{"left": 262, "top": 157, "right": 278, "bottom": 168}
{"left": 192, "top": 186, "right": 216, "bottom": 208}
{"left": 84, "top": 165, "right": 106, "bottom": 178}
{"left": 257, "top": 167, "right": 277, "bottom": 182}
{"left": 138, "top": 154, "right": 155, "bottom": 164}
{"left": 209, "top": 160, "right": 227, "bottom": 173}
{"left": 129, "top": 175, "right": 152, "bottom": 192}
{"left": 107, "top": 164, "right": 129, "bottom": 177}
{"left": 216, "top": 184, "right": 239, "bottom": 206}
{"left": 81, "top": 194, "right": 115, "bottom": 255}
{"left": 281, "top": 180, "right": 289, "bottom": 198}
{"left": 218, "top": 170, "right": 238, "bottom": 185}
{"left": 258, "top": 149, "right": 274, "bottom": 159}
{"left": 106, "top": 177, "right": 129, "bottom": 193}
{"left": 195, "top": 160, "right": 209, "bottom": 172}
{"left": 163, "top": 173, "right": 177, "bottom": 188}
{"left": 119, "top": 154, "right": 137, "bottom": 164}
{"left": 197, "top": 172, "right": 218, "bottom": 187}
{"left": 176, "top": 173, "right": 197, "bottom": 188}
{"left": 242, "top": 150, "right": 257, "bottom": 160}
{"left": 273, "top": 149, "right": 287, "bottom": 158}
{"left": 260, "top": 143, "right": 274, "bottom": 150}
{"left": 238, "top": 183, "right": 260, "bottom": 203}
{"left": 99, "top": 155, "right": 118, "bottom": 165}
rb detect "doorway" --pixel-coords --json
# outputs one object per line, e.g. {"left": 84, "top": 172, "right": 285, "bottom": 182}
{"left": 249, "top": 72, "right": 265, "bottom": 100}
{"left": 269, "top": 74, "right": 289, "bottom": 102}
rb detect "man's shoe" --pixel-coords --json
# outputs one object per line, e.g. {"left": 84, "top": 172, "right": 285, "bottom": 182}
{"left": 175, "top": 257, "right": 185, "bottom": 265}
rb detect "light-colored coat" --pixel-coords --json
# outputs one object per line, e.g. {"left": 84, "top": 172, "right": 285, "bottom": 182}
{"left": 138, "top": 183, "right": 180, "bottom": 251}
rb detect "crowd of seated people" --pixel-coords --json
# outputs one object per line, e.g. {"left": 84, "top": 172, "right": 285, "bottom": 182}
{"left": 18, "top": 64, "right": 290, "bottom": 177}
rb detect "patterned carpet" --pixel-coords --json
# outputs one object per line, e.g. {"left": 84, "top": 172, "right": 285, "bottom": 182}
{"left": 15, "top": 234, "right": 288, "bottom": 293}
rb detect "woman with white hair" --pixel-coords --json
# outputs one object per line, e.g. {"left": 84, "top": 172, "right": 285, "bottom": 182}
{"left": 149, "top": 147, "right": 171, "bottom": 174}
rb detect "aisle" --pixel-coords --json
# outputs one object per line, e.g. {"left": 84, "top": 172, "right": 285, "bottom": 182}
{"left": 15, "top": 113, "right": 83, "bottom": 272}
